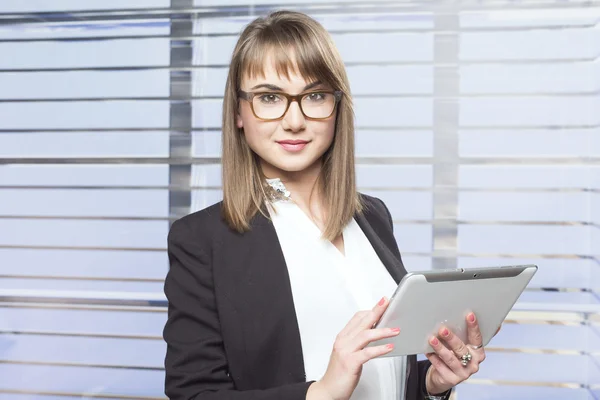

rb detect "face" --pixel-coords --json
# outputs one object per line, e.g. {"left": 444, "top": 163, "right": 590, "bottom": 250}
{"left": 236, "top": 54, "right": 337, "bottom": 181}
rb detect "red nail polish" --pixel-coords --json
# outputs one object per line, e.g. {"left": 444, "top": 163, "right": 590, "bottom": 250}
{"left": 391, "top": 327, "right": 400, "bottom": 333}
{"left": 386, "top": 343, "right": 394, "bottom": 350}
{"left": 378, "top": 297, "right": 386, "bottom": 306}
{"left": 442, "top": 328, "right": 449, "bottom": 337}
{"left": 431, "top": 337, "right": 439, "bottom": 346}
{"left": 469, "top": 313, "right": 476, "bottom": 323}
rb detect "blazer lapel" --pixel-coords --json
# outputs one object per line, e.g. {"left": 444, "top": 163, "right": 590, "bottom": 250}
{"left": 214, "top": 211, "right": 306, "bottom": 387}
{"left": 354, "top": 211, "right": 405, "bottom": 284}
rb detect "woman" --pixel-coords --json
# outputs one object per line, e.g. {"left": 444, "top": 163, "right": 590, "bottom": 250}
{"left": 163, "top": 10, "right": 487, "bottom": 400}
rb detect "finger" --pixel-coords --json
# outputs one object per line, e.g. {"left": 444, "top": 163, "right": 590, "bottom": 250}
{"left": 338, "top": 297, "right": 389, "bottom": 339}
{"left": 429, "top": 336, "right": 467, "bottom": 376}
{"left": 466, "top": 312, "right": 484, "bottom": 348}
{"left": 353, "top": 296, "right": 390, "bottom": 334}
{"left": 337, "top": 310, "right": 371, "bottom": 338}
{"left": 425, "top": 353, "right": 456, "bottom": 387}
{"left": 439, "top": 326, "right": 469, "bottom": 360}
{"left": 350, "top": 327, "right": 400, "bottom": 351}
{"left": 354, "top": 343, "right": 395, "bottom": 365}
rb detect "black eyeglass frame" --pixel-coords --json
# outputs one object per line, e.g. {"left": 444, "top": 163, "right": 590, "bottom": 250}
{"left": 238, "top": 89, "right": 343, "bottom": 121}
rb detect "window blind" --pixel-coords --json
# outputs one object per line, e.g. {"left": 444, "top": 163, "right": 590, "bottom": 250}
{"left": 0, "top": 1, "right": 598, "bottom": 399}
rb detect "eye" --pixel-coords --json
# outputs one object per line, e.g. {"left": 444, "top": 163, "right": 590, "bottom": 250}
{"left": 305, "top": 92, "right": 327, "bottom": 102}
{"left": 258, "top": 93, "right": 283, "bottom": 104}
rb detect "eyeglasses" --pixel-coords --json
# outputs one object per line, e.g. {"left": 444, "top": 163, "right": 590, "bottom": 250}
{"left": 238, "top": 89, "right": 343, "bottom": 121}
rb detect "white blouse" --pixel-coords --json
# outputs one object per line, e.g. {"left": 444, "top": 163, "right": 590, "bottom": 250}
{"left": 266, "top": 181, "right": 407, "bottom": 400}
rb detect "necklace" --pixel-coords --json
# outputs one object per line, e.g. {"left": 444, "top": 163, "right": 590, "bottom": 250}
{"left": 266, "top": 178, "right": 328, "bottom": 230}
{"left": 265, "top": 178, "right": 292, "bottom": 202}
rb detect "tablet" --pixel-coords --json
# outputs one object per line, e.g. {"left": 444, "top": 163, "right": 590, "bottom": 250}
{"left": 368, "top": 264, "right": 537, "bottom": 357}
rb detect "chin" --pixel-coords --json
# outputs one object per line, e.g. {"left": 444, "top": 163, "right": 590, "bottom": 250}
{"left": 265, "top": 156, "right": 320, "bottom": 174}
{"left": 272, "top": 162, "right": 312, "bottom": 173}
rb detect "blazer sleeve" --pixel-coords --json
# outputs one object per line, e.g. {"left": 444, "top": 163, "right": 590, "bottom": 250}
{"left": 163, "top": 218, "right": 313, "bottom": 400}
{"left": 375, "top": 197, "right": 453, "bottom": 400}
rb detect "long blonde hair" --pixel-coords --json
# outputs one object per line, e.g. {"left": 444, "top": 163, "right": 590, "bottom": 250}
{"left": 221, "top": 10, "right": 362, "bottom": 241}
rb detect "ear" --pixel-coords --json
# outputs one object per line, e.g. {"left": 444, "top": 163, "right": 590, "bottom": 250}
{"left": 236, "top": 113, "right": 243, "bottom": 129}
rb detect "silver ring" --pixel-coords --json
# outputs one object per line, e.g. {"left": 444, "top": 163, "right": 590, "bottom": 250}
{"left": 460, "top": 352, "right": 472, "bottom": 367}
{"left": 469, "top": 344, "right": 483, "bottom": 350}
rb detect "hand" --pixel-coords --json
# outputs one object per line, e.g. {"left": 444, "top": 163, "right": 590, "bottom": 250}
{"left": 307, "top": 297, "right": 400, "bottom": 400}
{"left": 424, "top": 312, "right": 496, "bottom": 395}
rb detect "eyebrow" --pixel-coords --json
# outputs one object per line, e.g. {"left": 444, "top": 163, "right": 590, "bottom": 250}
{"left": 250, "top": 81, "right": 324, "bottom": 92}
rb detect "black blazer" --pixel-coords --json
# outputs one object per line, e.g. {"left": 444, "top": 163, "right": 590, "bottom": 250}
{"left": 163, "top": 194, "right": 443, "bottom": 400}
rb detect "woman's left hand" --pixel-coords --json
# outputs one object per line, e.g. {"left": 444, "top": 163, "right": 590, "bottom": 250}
{"left": 424, "top": 312, "right": 498, "bottom": 396}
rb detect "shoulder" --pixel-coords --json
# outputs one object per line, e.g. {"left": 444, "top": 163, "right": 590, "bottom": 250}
{"left": 358, "top": 192, "right": 402, "bottom": 261}
{"left": 359, "top": 192, "right": 393, "bottom": 230}
{"left": 168, "top": 201, "right": 226, "bottom": 246}
{"left": 359, "top": 193, "right": 387, "bottom": 214}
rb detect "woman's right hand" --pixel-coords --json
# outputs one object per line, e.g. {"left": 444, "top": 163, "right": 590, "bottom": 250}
{"left": 306, "top": 296, "right": 400, "bottom": 400}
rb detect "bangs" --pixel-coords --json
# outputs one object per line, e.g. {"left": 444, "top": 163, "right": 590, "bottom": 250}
{"left": 238, "top": 26, "right": 339, "bottom": 89}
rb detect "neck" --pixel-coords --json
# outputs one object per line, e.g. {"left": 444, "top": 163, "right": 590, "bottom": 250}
{"left": 262, "top": 160, "right": 324, "bottom": 213}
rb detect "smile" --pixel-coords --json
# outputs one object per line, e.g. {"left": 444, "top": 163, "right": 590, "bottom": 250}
{"left": 276, "top": 140, "right": 309, "bottom": 152}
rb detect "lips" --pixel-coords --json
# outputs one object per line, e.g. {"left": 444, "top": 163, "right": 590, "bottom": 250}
{"left": 277, "top": 140, "right": 308, "bottom": 145}
{"left": 277, "top": 140, "right": 309, "bottom": 152}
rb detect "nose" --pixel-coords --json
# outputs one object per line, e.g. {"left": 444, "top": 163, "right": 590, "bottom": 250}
{"left": 281, "top": 100, "right": 306, "bottom": 132}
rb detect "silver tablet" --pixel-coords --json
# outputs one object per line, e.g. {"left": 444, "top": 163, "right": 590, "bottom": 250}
{"left": 369, "top": 264, "right": 537, "bottom": 357}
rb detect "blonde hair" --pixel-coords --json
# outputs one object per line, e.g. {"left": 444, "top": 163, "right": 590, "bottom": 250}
{"left": 221, "top": 10, "right": 362, "bottom": 241}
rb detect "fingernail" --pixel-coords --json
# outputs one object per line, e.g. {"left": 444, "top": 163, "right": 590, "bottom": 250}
{"left": 442, "top": 328, "right": 449, "bottom": 337}
{"left": 431, "top": 337, "right": 439, "bottom": 346}
{"left": 378, "top": 297, "right": 386, "bottom": 306}
{"left": 469, "top": 313, "right": 476, "bottom": 323}
{"left": 386, "top": 343, "right": 394, "bottom": 350}
{"left": 391, "top": 327, "right": 400, "bottom": 333}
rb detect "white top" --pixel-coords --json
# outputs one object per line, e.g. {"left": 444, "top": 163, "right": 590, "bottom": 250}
{"left": 266, "top": 180, "right": 407, "bottom": 400}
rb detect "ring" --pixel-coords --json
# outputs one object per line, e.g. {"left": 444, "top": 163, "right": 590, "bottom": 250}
{"left": 469, "top": 344, "right": 483, "bottom": 350}
{"left": 460, "top": 352, "right": 472, "bottom": 367}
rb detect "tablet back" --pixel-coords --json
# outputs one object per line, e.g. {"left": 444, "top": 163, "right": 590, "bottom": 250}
{"left": 370, "top": 264, "right": 537, "bottom": 357}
